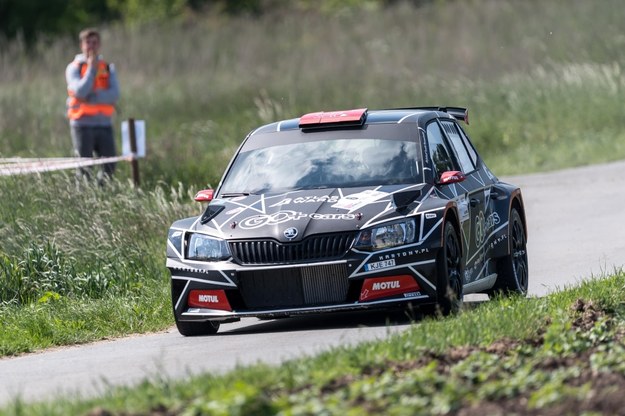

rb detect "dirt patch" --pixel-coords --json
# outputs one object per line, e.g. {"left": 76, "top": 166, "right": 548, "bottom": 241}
{"left": 570, "top": 298, "right": 606, "bottom": 331}
{"left": 323, "top": 298, "right": 625, "bottom": 415}
{"left": 455, "top": 298, "right": 625, "bottom": 416}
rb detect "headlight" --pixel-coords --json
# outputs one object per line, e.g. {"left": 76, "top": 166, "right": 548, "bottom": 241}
{"left": 354, "top": 219, "right": 417, "bottom": 251}
{"left": 186, "top": 233, "right": 230, "bottom": 261}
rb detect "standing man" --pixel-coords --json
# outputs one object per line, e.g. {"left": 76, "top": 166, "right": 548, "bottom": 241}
{"left": 66, "top": 28, "right": 119, "bottom": 182}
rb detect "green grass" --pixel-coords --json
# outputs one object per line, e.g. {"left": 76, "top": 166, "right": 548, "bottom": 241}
{"left": 0, "top": 284, "right": 170, "bottom": 356}
{"left": 5, "top": 271, "right": 624, "bottom": 415}
{"left": 1, "top": 0, "right": 625, "bottom": 411}
{"left": 0, "top": 174, "right": 197, "bottom": 355}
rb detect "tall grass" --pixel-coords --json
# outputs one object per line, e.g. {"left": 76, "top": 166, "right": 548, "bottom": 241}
{"left": 0, "top": 174, "right": 198, "bottom": 354}
{"left": 0, "top": 174, "right": 196, "bottom": 304}
{"left": 2, "top": 0, "right": 625, "bottom": 188}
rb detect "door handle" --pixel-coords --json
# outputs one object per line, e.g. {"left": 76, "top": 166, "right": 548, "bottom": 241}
{"left": 470, "top": 198, "right": 481, "bottom": 207}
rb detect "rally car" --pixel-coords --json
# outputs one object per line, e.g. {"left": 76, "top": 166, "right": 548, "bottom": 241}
{"left": 166, "top": 106, "right": 528, "bottom": 335}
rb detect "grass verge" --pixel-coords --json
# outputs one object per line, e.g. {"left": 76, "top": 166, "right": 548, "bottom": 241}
{"left": 0, "top": 174, "right": 196, "bottom": 356}
{"left": 4, "top": 270, "right": 624, "bottom": 415}
{"left": 0, "top": 283, "right": 170, "bottom": 356}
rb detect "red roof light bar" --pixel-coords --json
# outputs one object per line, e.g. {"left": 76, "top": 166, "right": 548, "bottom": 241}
{"left": 299, "top": 108, "right": 368, "bottom": 128}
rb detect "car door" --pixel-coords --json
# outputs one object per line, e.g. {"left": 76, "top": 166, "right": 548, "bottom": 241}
{"left": 438, "top": 119, "right": 494, "bottom": 284}
{"left": 425, "top": 121, "right": 476, "bottom": 283}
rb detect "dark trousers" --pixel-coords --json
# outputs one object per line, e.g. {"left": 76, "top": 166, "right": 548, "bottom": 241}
{"left": 70, "top": 124, "right": 117, "bottom": 181}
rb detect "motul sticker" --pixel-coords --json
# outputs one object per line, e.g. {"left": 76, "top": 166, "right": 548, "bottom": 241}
{"left": 359, "top": 275, "right": 421, "bottom": 301}
{"left": 188, "top": 289, "right": 232, "bottom": 311}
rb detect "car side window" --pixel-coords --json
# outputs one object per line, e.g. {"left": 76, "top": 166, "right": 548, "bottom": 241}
{"left": 457, "top": 125, "right": 479, "bottom": 167}
{"left": 426, "top": 121, "right": 458, "bottom": 180}
{"left": 440, "top": 120, "right": 476, "bottom": 173}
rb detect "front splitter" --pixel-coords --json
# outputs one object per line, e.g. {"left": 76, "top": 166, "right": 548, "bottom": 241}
{"left": 180, "top": 294, "right": 431, "bottom": 321}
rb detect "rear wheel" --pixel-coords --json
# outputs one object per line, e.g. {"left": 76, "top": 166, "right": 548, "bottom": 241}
{"left": 175, "top": 319, "right": 220, "bottom": 336}
{"left": 435, "top": 221, "right": 464, "bottom": 315}
{"left": 491, "top": 208, "right": 528, "bottom": 296}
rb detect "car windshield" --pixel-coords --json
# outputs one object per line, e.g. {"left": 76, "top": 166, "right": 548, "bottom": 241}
{"left": 220, "top": 137, "right": 421, "bottom": 194}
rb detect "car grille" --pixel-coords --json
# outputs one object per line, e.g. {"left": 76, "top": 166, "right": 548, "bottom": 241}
{"left": 238, "top": 263, "right": 350, "bottom": 309}
{"left": 229, "top": 232, "right": 356, "bottom": 265}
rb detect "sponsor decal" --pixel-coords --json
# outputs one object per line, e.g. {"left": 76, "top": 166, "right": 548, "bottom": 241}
{"left": 485, "top": 212, "right": 500, "bottom": 231}
{"left": 332, "top": 190, "right": 388, "bottom": 211}
{"left": 420, "top": 130, "right": 430, "bottom": 166}
{"left": 475, "top": 211, "right": 500, "bottom": 246}
{"left": 365, "top": 259, "right": 396, "bottom": 271}
{"left": 475, "top": 211, "right": 485, "bottom": 245}
{"left": 269, "top": 195, "right": 339, "bottom": 207}
{"left": 239, "top": 210, "right": 355, "bottom": 229}
{"left": 359, "top": 275, "right": 421, "bottom": 301}
{"left": 458, "top": 195, "right": 470, "bottom": 223}
{"left": 488, "top": 233, "right": 508, "bottom": 250}
{"left": 403, "top": 291, "right": 422, "bottom": 298}
{"left": 425, "top": 213, "right": 437, "bottom": 219}
{"left": 377, "top": 248, "right": 429, "bottom": 261}
{"left": 187, "top": 289, "right": 232, "bottom": 311}
{"left": 225, "top": 207, "right": 245, "bottom": 215}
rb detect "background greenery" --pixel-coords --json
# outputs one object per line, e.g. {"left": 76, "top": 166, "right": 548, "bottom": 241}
{"left": 2, "top": 0, "right": 625, "bottom": 190}
{"left": 1, "top": 0, "right": 624, "bottom": 354}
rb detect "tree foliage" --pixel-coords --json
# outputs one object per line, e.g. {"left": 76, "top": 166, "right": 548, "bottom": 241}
{"left": 0, "top": 0, "right": 116, "bottom": 44}
{"left": 0, "top": 0, "right": 401, "bottom": 47}
{"left": 0, "top": 0, "right": 206, "bottom": 45}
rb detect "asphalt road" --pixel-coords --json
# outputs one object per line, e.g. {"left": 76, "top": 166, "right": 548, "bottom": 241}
{"left": 1, "top": 161, "right": 625, "bottom": 407}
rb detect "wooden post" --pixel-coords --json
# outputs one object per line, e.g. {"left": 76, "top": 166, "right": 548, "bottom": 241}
{"left": 128, "top": 118, "right": 140, "bottom": 186}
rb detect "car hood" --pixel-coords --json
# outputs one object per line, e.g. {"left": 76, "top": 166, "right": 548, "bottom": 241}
{"left": 192, "top": 184, "right": 428, "bottom": 242}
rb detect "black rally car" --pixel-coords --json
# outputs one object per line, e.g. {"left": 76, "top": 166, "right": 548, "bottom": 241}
{"left": 166, "top": 107, "right": 528, "bottom": 335}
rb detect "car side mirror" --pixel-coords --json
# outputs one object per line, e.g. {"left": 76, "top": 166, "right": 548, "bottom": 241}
{"left": 194, "top": 189, "right": 214, "bottom": 202}
{"left": 438, "top": 171, "right": 466, "bottom": 185}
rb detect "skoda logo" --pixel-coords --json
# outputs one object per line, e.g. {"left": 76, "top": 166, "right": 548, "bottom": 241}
{"left": 284, "top": 227, "right": 298, "bottom": 240}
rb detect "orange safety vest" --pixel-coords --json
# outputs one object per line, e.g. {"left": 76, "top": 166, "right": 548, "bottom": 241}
{"left": 67, "top": 60, "right": 115, "bottom": 120}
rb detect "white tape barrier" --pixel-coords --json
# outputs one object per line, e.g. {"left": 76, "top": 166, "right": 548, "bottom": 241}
{"left": 0, "top": 155, "right": 133, "bottom": 176}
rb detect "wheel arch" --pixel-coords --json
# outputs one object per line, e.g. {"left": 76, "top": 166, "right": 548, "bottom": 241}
{"left": 509, "top": 189, "right": 527, "bottom": 242}
{"left": 442, "top": 205, "right": 463, "bottom": 259}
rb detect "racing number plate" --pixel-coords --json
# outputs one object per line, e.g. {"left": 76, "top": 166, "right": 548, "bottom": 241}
{"left": 365, "top": 259, "right": 396, "bottom": 271}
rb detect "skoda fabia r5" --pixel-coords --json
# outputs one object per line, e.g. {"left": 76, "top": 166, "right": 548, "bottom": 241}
{"left": 166, "top": 107, "right": 528, "bottom": 335}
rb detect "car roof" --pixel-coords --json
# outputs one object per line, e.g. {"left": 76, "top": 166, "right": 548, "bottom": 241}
{"left": 250, "top": 107, "right": 467, "bottom": 136}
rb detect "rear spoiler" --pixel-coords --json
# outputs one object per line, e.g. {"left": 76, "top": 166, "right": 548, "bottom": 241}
{"left": 392, "top": 106, "right": 469, "bottom": 124}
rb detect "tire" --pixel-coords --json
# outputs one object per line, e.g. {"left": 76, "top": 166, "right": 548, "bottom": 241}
{"left": 491, "top": 208, "right": 528, "bottom": 296}
{"left": 435, "top": 221, "right": 464, "bottom": 315}
{"left": 171, "top": 281, "right": 220, "bottom": 336}
{"left": 175, "top": 319, "right": 220, "bottom": 336}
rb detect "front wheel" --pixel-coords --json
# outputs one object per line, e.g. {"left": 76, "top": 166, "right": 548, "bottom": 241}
{"left": 175, "top": 319, "right": 220, "bottom": 336}
{"left": 491, "top": 208, "right": 528, "bottom": 296}
{"left": 435, "top": 221, "right": 464, "bottom": 315}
